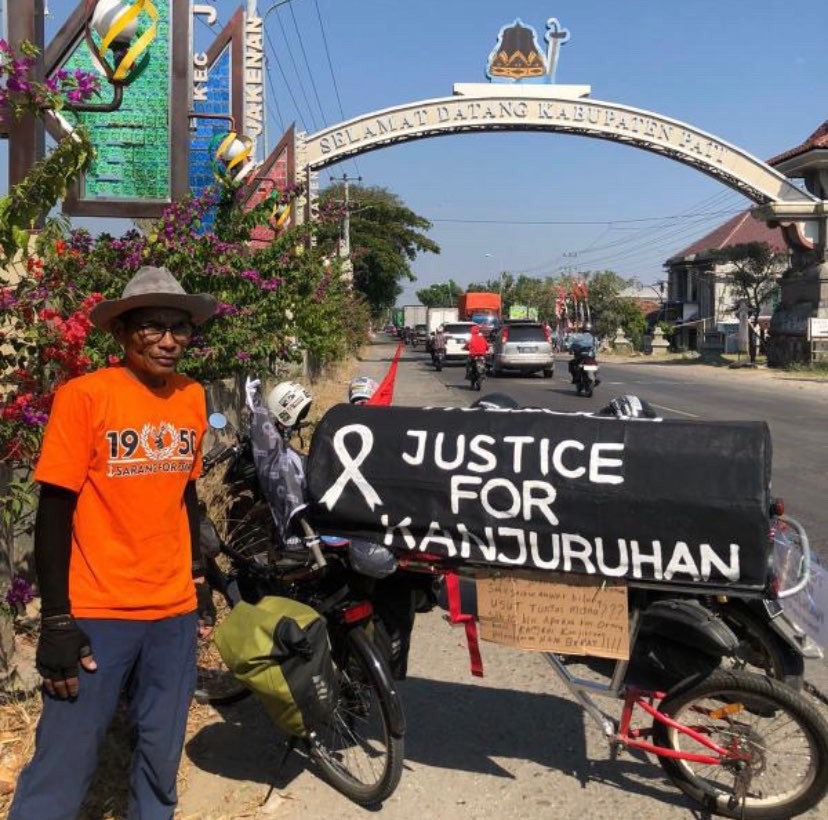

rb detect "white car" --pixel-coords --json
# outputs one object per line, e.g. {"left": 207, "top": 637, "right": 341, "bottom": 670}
{"left": 442, "top": 321, "right": 478, "bottom": 360}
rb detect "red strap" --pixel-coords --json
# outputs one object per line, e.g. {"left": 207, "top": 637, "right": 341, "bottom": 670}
{"left": 463, "top": 621, "right": 483, "bottom": 678}
{"left": 445, "top": 572, "right": 483, "bottom": 677}
{"left": 367, "top": 343, "right": 403, "bottom": 406}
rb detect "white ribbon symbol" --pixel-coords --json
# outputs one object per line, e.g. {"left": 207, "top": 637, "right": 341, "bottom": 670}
{"left": 319, "top": 423, "right": 383, "bottom": 511}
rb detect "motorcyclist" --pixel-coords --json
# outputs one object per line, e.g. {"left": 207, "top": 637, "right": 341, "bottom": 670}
{"left": 465, "top": 324, "right": 489, "bottom": 380}
{"left": 431, "top": 325, "right": 446, "bottom": 366}
{"left": 567, "top": 322, "right": 597, "bottom": 384}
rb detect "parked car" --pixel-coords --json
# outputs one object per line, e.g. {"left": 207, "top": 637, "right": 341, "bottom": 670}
{"left": 442, "top": 321, "right": 478, "bottom": 361}
{"left": 489, "top": 320, "right": 554, "bottom": 378}
{"left": 384, "top": 323, "right": 397, "bottom": 336}
{"left": 411, "top": 323, "right": 428, "bottom": 348}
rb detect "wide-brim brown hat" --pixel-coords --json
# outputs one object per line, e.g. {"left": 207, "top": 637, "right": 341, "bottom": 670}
{"left": 89, "top": 266, "right": 217, "bottom": 331}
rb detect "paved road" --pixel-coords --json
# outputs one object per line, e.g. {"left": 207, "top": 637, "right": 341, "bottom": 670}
{"left": 178, "top": 339, "right": 828, "bottom": 819}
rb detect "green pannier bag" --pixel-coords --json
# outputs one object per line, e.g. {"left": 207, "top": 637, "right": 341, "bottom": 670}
{"left": 214, "top": 596, "right": 339, "bottom": 738}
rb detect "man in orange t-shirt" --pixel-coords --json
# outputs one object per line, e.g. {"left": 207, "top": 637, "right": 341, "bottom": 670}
{"left": 10, "top": 267, "right": 217, "bottom": 820}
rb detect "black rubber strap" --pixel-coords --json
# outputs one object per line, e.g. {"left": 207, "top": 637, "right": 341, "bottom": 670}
{"left": 35, "top": 483, "right": 77, "bottom": 619}
{"left": 185, "top": 481, "right": 203, "bottom": 577}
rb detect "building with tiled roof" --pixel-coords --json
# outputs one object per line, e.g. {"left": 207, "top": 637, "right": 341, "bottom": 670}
{"left": 659, "top": 118, "right": 827, "bottom": 352}
{"left": 663, "top": 211, "right": 789, "bottom": 351}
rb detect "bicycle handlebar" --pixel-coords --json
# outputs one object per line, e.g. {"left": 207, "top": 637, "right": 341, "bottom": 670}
{"left": 201, "top": 442, "right": 240, "bottom": 475}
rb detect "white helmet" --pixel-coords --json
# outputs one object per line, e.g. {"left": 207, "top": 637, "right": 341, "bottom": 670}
{"left": 348, "top": 376, "right": 379, "bottom": 404}
{"left": 266, "top": 381, "right": 312, "bottom": 427}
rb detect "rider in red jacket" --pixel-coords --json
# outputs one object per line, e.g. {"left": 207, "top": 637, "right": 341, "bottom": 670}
{"left": 465, "top": 325, "right": 489, "bottom": 379}
{"left": 466, "top": 324, "right": 489, "bottom": 356}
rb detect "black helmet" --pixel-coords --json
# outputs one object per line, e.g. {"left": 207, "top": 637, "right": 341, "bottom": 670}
{"left": 598, "top": 394, "right": 659, "bottom": 419}
{"left": 471, "top": 392, "right": 521, "bottom": 410}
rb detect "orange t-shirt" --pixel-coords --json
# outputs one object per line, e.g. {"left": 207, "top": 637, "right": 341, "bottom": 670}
{"left": 34, "top": 366, "right": 207, "bottom": 619}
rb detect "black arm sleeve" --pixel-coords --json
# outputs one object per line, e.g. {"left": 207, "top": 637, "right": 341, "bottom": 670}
{"left": 185, "top": 481, "right": 203, "bottom": 577}
{"left": 34, "top": 483, "right": 77, "bottom": 619}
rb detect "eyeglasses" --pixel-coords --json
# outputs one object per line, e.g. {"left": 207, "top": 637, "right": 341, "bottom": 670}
{"left": 133, "top": 321, "right": 194, "bottom": 343}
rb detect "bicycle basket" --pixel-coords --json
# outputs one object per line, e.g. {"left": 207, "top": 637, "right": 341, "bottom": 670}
{"left": 214, "top": 596, "right": 339, "bottom": 738}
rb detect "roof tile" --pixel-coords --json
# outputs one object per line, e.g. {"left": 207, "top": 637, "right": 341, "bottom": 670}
{"left": 669, "top": 211, "right": 787, "bottom": 261}
{"left": 768, "top": 120, "right": 828, "bottom": 166}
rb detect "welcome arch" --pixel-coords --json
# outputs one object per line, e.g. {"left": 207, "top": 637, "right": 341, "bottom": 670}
{"left": 295, "top": 90, "right": 821, "bottom": 219}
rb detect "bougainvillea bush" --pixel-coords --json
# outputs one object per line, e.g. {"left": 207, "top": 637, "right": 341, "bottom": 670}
{"left": 0, "top": 41, "right": 369, "bottom": 641}
{"left": 1, "top": 187, "right": 369, "bottom": 469}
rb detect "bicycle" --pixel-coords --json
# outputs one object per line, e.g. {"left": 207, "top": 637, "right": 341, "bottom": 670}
{"left": 194, "top": 412, "right": 405, "bottom": 806}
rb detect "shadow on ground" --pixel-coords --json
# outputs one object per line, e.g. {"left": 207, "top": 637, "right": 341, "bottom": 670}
{"left": 185, "top": 676, "right": 693, "bottom": 812}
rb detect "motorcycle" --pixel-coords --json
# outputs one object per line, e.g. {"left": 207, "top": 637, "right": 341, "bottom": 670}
{"left": 196, "top": 409, "right": 405, "bottom": 806}
{"left": 573, "top": 354, "right": 600, "bottom": 397}
{"left": 707, "top": 508, "right": 821, "bottom": 688}
{"left": 431, "top": 345, "right": 445, "bottom": 371}
{"left": 467, "top": 354, "right": 487, "bottom": 391}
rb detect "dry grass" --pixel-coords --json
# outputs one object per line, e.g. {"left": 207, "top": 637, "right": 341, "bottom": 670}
{"left": 0, "top": 352, "right": 367, "bottom": 818}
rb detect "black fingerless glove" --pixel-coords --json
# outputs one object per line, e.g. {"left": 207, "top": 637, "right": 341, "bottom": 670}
{"left": 195, "top": 582, "right": 216, "bottom": 627}
{"left": 36, "top": 615, "right": 93, "bottom": 680}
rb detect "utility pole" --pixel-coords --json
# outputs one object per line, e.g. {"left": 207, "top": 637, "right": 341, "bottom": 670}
{"left": 330, "top": 172, "right": 361, "bottom": 282}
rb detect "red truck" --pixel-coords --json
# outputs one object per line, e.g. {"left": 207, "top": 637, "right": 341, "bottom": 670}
{"left": 458, "top": 292, "right": 502, "bottom": 336}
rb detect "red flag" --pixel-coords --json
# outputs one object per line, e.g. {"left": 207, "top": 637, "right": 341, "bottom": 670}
{"left": 367, "top": 343, "right": 403, "bottom": 406}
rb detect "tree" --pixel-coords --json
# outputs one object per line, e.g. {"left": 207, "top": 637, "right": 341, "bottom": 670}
{"left": 319, "top": 184, "right": 440, "bottom": 315}
{"left": 579, "top": 270, "right": 642, "bottom": 341}
{"left": 708, "top": 242, "right": 788, "bottom": 362}
{"left": 416, "top": 279, "right": 463, "bottom": 307}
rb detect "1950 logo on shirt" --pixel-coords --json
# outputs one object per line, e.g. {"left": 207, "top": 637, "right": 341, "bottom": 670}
{"left": 105, "top": 422, "right": 198, "bottom": 476}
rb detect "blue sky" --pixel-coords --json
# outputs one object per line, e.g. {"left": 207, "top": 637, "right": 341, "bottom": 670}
{"left": 4, "top": 1, "right": 827, "bottom": 303}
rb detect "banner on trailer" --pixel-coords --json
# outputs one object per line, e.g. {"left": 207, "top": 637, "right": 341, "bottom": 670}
{"left": 307, "top": 405, "right": 773, "bottom": 591}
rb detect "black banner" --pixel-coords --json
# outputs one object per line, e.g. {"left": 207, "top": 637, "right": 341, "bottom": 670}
{"left": 307, "top": 405, "right": 773, "bottom": 592}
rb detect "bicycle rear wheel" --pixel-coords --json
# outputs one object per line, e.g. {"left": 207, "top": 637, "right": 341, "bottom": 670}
{"left": 653, "top": 670, "right": 828, "bottom": 819}
{"left": 307, "top": 627, "right": 404, "bottom": 805}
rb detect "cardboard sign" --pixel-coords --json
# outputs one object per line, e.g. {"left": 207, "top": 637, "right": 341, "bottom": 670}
{"left": 307, "top": 405, "right": 773, "bottom": 592}
{"left": 476, "top": 572, "right": 629, "bottom": 659}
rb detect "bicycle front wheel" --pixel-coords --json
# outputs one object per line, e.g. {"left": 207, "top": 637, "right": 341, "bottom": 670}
{"left": 307, "top": 627, "right": 404, "bottom": 805}
{"left": 653, "top": 670, "right": 828, "bottom": 819}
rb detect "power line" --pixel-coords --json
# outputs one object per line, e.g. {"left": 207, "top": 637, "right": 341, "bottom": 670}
{"left": 289, "top": 1, "right": 326, "bottom": 126}
{"left": 429, "top": 208, "right": 742, "bottom": 227}
{"left": 263, "top": 24, "right": 310, "bottom": 132}
{"left": 273, "top": 6, "right": 319, "bottom": 131}
{"left": 562, "top": 215, "right": 736, "bottom": 273}
{"left": 313, "top": 0, "right": 360, "bottom": 177}
{"left": 314, "top": 0, "right": 346, "bottom": 121}
{"left": 264, "top": 50, "right": 287, "bottom": 134}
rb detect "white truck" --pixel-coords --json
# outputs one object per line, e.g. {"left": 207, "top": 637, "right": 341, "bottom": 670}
{"left": 402, "top": 304, "right": 428, "bottom": 329}
{"left": 426, "top": 306, "right": 459, "bottom": 332}
{"left": 402, "top": 304, "right": 428, "bottom": 346}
